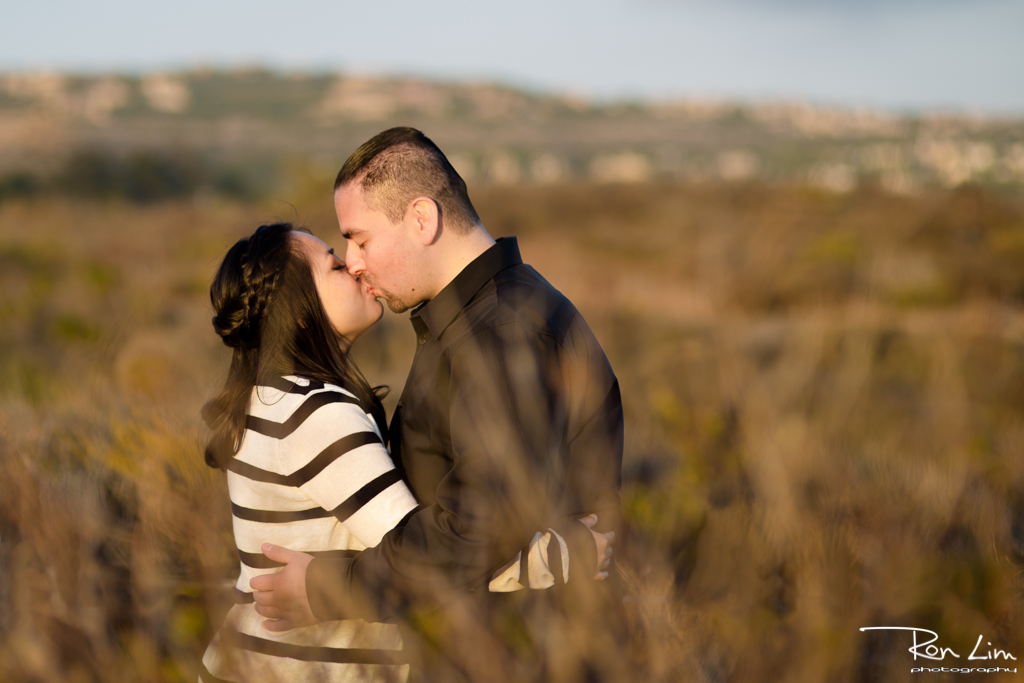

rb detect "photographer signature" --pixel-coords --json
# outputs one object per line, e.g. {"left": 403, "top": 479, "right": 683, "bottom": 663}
{"left": 861, "top": 627, "right": 1017, "bottom": 662}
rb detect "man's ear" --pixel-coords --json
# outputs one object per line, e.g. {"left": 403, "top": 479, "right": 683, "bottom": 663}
{"left": 406, "top": 197, "right": 440, "bottom": 246}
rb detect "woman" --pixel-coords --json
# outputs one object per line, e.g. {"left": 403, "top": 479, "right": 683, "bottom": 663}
{"left": 199, "top": 223, "right": 599, "bottom": 683}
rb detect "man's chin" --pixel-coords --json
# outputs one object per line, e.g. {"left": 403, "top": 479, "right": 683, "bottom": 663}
{"left": 385, "top": 299, "right": 410, "bottom": 314}
{"left": 363, "top": 283, "right": 407, "bottom": 314}
{"left": 376, "top": 294, "right": 410, "bottom": 314}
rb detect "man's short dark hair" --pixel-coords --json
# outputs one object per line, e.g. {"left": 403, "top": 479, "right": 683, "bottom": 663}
{"left": 334, "top": 127, "right": 480, "bottom": 234}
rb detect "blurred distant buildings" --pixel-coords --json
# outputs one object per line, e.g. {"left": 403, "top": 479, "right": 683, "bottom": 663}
{"left": 0, "top": 69, "right": 1022, "bottom": 194}
{"left": 140, "top": 75, "right": 190, "bottom": 114}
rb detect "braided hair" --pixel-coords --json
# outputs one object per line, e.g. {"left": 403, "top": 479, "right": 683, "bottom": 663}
{"left": 202, "top": 222, "right": 384, "bottom": 469}
{"left": 210, "top": 223, "right": 290, "bottom": 350}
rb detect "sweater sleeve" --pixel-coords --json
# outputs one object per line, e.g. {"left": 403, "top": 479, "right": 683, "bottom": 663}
{"left": 487, "top": 519, "right": 599, "bottom": 591}
{"left": 290, "top": 397, "right": 419, "bottom": 549}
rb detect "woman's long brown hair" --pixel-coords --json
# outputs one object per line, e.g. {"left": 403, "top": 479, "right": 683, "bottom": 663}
{"left": 202, "top": 222, "right": 384, "bottom": 469}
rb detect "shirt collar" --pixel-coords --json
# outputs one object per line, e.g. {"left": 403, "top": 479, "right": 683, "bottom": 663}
{"left": 412, "top": 236, "right": 522, "bottom": 340}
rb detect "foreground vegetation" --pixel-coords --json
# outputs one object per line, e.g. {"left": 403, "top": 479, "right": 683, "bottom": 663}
{"left": 1, "top": 180, "right": 1023, "bottom": 681}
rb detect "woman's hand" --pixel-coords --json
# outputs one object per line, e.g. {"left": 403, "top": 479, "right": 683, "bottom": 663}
{"left": 578, "top": 514, "right": 614, "bottom": 580}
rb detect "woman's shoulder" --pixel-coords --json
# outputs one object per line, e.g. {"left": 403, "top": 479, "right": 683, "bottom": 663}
{"left": 261, "top": 374, "right": 358, "bottom": 398}
{"left": 246, "top": 375, "right": 378, "bottom": 438}
{"left": 246, "top": 376, "right": 384, "bottom": 472}
{"left": 248, "top": 375, "right": 358, "bottom": 416}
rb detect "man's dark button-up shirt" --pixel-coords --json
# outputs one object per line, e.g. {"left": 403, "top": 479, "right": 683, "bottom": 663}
{"left": 307, "top": 236, "right": 623, "bottom": 621}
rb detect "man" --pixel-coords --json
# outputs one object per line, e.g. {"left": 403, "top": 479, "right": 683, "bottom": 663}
{"left": 252, "top": 127, "right": 625, "bottom": 682}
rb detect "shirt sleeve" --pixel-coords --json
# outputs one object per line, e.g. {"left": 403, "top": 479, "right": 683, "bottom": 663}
{"left": 306, "top": 321, "right": 615, "bottom": 622}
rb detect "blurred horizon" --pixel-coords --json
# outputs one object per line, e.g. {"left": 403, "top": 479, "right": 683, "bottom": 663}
{"left": 2, "top": 68, "right": 1023, "bottom": 204}
{"left": 2, "top": 64, "right": 1022, "bottom": 118}
{"left": 3, "top": 0, "right": 1023, "bottom": 115}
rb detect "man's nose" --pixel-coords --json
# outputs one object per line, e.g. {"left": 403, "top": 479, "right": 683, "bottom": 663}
{"left": 344, "top": 242, "right": 365, "bottom": 275}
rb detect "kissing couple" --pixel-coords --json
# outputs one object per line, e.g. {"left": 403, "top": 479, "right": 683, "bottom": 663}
{"left": 199, "top": 128, "right": 626, "bottom": 683}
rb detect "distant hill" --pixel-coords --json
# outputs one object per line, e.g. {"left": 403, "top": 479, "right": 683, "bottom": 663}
{"left": 1, "top": 69, "right": 1022, "bottom": 194}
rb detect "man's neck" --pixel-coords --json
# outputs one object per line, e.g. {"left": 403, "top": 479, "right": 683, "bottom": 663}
{"left": 429, "top": 226, "right": 496, "bottom": 298}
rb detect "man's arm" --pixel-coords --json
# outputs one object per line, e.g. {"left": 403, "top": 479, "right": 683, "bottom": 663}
{"left": 251, "top": 518, "right": 613, "bottom": 631}
{"left": 315, "top": 322, "right": 617, "bottom": 621}
{"left": 254, "top": 320, "right": 621, "bottom": 625}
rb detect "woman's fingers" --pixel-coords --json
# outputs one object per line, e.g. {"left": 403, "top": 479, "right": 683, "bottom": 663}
{"left": 589, "top": 530, "right": 615, "bottom": 579}
{"left": 601, "top": 545, "right": 613, "bottom": 570}
{"left": 577, "top": 515, "right": 616, "bottom": 579}
{"left": 602, "top": 534, "right": 615, "bottom": 564}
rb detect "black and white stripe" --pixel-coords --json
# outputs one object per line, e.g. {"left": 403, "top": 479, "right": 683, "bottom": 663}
{"left": 244, "top": 391, "right": 361, "bottom": 439}
{"left": 202, "top": 375, "right": 573, "bottom": 683}
{"left": 202, "top": 376, "right": 417, "bottom": 682}
{"left": 221, "top": 630, "right": 409, "bottom": 665}
{"left": 225, "top": 430, "right": 382, "bottom": 487}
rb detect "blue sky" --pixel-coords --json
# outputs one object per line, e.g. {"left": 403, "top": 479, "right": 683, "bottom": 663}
{"left": 3, "top": 0, "right": 1023, "bottom": 113}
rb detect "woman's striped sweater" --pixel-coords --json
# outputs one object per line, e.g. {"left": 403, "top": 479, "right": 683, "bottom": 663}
{"left": 200, "top": 376, "right": 573, "bottom": 683}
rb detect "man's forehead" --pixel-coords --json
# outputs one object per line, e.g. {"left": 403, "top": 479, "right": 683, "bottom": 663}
{"left": 335, "top": 183, "right": 389, "bottom": 223}
{"left": 334, "top": 181, "right": 371, "bottom": 207}
{"left": 335, "top": 186, "right": 368, "bottom": 233}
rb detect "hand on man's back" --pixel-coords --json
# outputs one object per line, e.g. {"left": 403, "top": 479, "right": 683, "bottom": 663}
{"left": 579, "top": 514, "right": 615, "bottom": 580}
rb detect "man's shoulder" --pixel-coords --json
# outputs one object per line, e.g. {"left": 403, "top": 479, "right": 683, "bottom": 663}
{"left": 485, "top": 262, "right": 580, "bottom": 338}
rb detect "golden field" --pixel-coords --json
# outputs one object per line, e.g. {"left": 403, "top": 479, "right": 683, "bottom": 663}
{"left": 2, "top": 178, "right": 1024, "bottom": 682}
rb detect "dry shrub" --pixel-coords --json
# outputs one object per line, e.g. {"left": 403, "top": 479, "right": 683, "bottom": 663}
{"left": 1, "top": 182, "right": 1023, "bottom": 682}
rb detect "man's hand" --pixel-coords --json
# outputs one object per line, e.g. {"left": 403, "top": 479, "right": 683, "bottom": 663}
{"left": 579, "top": 514, "right": 615, "bottom": 580}
{"left": 249, "top": 544, "right": 318, "bottom": 632}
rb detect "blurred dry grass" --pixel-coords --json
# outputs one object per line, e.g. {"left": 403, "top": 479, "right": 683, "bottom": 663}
{"left": 1, "top": 180, "right": 1024, "bottom": 682}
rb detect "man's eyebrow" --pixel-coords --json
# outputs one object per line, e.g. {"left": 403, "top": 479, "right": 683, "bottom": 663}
{"left": 341, "top": 228, "right": 365, "bottom": 239}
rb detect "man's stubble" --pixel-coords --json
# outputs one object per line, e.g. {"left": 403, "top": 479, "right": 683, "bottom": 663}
{"left": 360, "top": 274, "right": 414, "bottom": 314}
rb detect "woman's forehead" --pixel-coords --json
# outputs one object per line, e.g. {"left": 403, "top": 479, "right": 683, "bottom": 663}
{"left": 292, "top": 231, "right": 331, "bottom": 255}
